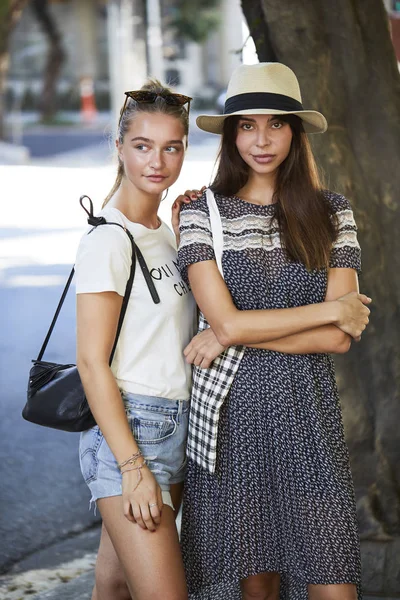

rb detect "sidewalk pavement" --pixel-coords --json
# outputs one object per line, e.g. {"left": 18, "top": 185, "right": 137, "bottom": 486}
{"left": 0, "top": 526, "right": 99, "bottom": 600}
{"left": 31, "top": 572, "right": 94, "bottom": 599}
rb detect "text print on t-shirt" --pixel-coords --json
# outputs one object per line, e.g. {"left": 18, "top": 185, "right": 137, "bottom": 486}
{"left": 150, "top": 259, "right": 191, "bottom": 297}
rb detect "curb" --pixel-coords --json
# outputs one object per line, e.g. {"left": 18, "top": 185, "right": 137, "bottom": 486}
{"left": 0, "top": 527, "right": 100, "bottom": 600}
{"left": 31, "top": 571, "right": 94, "bottom": 599}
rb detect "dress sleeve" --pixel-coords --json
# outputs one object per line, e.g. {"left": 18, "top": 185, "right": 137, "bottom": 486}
{"left": 75, "top": 225, "right": 131, "bottom": 296}
{"left": 326, "top": 191, "right": 362, "bottom": 273}
{"left": 178, "top": 193, "right": 216, "bottom": 284}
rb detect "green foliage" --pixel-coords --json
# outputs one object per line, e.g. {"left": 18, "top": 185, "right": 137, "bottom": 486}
{"left": 0, "top": 1, "right": 9, "bottom": 23}
{"left": 0, "top": 0, "right": 13, "bottom": 39}
{"left": 170, "top": 0, "right": 221, "bottom": 43}
{"left": 0, "top": 0, "right": 12, "bottom": 21}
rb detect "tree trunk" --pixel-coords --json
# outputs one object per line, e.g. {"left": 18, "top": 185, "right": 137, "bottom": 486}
{"left": 241, "top": 0, "right": 400, "bottom": 539}
{"left": 0, "top": 0, "right": 30, "bottom": 139}
{"left": 240, "top": 0, "right": 276, "bottom": 62}
{"left": 31, "top": 0, "right": 66, "bottom": 121}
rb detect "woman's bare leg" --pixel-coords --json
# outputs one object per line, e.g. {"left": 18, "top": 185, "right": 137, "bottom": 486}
{"left": 240, "top": 572, "right": 280, "bottom": 600}
{"left": 96, "top": 490, "right": 187, "bottom": 600}
{"left": 308, "top": 583, "right": 358, "bottom": 600}
{"left": 91, "top": 522, "right": 131, "bottom": 600}
{"left": 91, "top": 483, "right": 184, "bottom": 600}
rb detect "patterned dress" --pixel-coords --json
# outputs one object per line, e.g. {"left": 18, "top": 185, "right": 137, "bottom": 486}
{"left": 177, "top": 190, "right": 362, "bottom": 599}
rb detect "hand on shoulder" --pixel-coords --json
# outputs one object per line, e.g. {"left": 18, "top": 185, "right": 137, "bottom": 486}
{"left": 171, "top": 185, "right": 207, "bottom": 242}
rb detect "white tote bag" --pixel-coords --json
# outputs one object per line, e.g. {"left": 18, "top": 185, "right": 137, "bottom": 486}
{"left": 205, "top": 188, "right": 224, "bottom": 277}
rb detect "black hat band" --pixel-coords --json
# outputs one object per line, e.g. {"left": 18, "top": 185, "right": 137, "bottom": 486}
{"left": 224, "top": 92, "right": 304, "bottom": 115}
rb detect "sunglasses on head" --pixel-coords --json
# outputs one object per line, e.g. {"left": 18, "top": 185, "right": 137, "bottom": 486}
{"left": 119, "top": 90, "right": 192, "bottom": 125}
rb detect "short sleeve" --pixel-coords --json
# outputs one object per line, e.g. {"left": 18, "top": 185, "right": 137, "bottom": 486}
{"left": 75, "top": 225, "right": 131, "bottom": 296}
{"left": 178, "top": 193, "right": 216, "bottom": 284}
{"left": 326, "top": 191, "right": 362, "bottom": 272}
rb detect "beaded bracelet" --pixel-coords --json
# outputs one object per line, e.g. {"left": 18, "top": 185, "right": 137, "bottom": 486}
{"left": 120, "top": 459, "right": 147, "bottom": 492}
{"left": 117, "top": 451, "right": 143, "bottom": 470}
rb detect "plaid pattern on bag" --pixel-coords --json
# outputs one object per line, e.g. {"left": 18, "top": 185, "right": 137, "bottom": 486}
{"left": 187, "top": 311, "right": 245, "bottom": 473}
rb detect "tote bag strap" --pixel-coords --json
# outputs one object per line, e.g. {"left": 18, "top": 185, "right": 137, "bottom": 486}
{"left": 36, "top": 266, "right": 76, "bottom": 361}
{"left": 205, "top": 188, "right": 224, "bottom": 278}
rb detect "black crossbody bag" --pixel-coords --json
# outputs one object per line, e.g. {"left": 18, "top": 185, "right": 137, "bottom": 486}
{"left": 22, "top": 196, "right": 160, "bottom": 432}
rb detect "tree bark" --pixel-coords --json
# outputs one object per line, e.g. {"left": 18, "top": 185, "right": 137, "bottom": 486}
{"left": 0, "top": 0, "right": 30, "bottom": 139}
{"left": 242, "top": 0, "right": 400, "bottom": 538}
{"left": 240, "top": 0, "right": 276, "bottom": 62}
{"left": 31, "top": 0, "right": 66, "bottom": 121}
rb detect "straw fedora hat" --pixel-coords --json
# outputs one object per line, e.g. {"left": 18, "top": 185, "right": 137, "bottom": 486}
{"left": 196, "top": 62, "right": 327, "bottom": 135}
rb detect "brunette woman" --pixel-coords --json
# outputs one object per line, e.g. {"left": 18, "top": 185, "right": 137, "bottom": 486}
{"left": 75, "top": 80, "right": 196, "bottom": 600}
{"left": 178, "top": 63, "right": 369, "bottom": 600}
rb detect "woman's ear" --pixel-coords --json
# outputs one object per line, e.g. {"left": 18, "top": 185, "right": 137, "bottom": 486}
{"left": 116, "top": 139, "right": 124, "bottom": 163}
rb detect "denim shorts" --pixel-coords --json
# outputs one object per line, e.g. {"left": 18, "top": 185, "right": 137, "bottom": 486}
{"left": 79, "top": 392, "right": 189, "bottom": 511}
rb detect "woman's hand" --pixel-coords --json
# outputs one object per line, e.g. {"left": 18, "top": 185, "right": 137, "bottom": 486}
{"left": 172, "top": 186, "right": 207, "bottom": 244}
{"left": 184, "top": 327, "right": 227, "bottom": 369}
{"left": 122, "top": 464, "right": 163, "bottom": 531}
{"left": 334, "top": 291, "right": 372, "bottom": 340}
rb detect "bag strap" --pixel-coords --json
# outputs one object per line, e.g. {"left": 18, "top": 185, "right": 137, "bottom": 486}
{"left": 107, "top": 224, "right": 136, "bottom": 365}
{"left": 36, "top": 266, "right": 76, "bottom": 361}
{"left": 36, "top": 195, "right": 160, "bottom": 362}
{"left": 205, "top": 188, "right": 224, "bottom": 278}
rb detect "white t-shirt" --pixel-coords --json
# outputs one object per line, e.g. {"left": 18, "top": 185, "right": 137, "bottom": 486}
{"left": 75, "top": 206, "right": 197, "bottom": 400}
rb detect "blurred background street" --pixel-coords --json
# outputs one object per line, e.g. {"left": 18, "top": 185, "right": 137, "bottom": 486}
{"left": 1, "top": 0, "right": 400, "bottom": 598}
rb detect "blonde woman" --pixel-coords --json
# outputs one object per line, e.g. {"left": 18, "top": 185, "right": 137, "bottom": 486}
{"left": 75, "top": 81, "right": 196, "bottom": 600}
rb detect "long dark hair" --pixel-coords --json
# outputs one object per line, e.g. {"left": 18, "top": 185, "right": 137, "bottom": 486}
{"left": 211, "top": 115, "right": 337, "bottom": 271}
{"left": 103, "top": 79, "right": 189, "bottom": 207}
